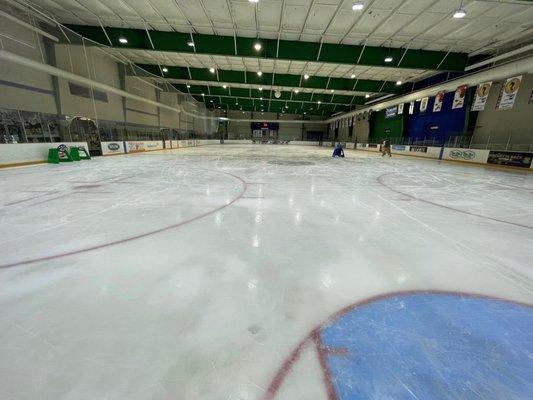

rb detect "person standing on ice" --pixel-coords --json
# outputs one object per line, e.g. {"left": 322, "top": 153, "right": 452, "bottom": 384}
{"left": 381, "top": 138, "right": 391, "bottom": 157}
{"left": 332, "top": 143, "right": 345, "bottom": 158}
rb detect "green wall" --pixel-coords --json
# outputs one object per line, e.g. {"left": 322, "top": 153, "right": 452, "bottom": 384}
{"left": 370, "top": 110, "right": 404, "bottom": 142}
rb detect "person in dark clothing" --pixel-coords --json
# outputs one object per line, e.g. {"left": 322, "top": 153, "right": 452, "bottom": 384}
{"left": 332, "top": 143, "right": 345, "bottom": 158}
{"left": 381, "top": 139, "right": 391, "bottom": 157}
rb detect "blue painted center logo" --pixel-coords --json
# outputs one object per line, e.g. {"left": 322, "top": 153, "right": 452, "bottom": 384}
{"left": 319, "top": 293, "right": 532, "bottom": 400}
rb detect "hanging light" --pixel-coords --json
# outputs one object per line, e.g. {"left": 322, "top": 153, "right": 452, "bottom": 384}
{"left": 396, "top": 81, "right": 402, "bottom": 85}
{"left": 318, "top": 101, "right": 321, "bottom": 104}
{"left": 254, "top": 42, "right": 262, "bottom": 51}
{"left": 249, "top": 0, "right": 259, "bottom": 3}
{"left": 365, "top": 94, "right": 370, "bottom": 98}
{"left": 222, "top": 84, "right": 227, "bottom": 89}
{"left": 453, "top": 1, "right": 466, "bottom": 19}
{"left": 453, "top": 8, "right": 466, "bottom": 18}
{"left": 384, "top": 56, "right": 393, "bottom": 63}
{"left": 352, "top": 1, "right": 364, "bottom": 11}
{"left": 187, "top": 41, "right": 195, "bottom": 47}
{"left": 162, "top": 67, "right": 168, "bottom": 73}
{"left": 330, "top": 89, "right": 334, "bottom": 93}
{"left": 304, "top": 74, "right": 310, "bottom": 80}
{"left": 209, "top": 67, "right": 215, "bottom": 73}
{"left": 294, "top": 89, "right": 300, "bottom": 93}
{"left": 257, "top": 71, "right": 263, "bottom": 76}
{"left": 350, "top": 74, "right": 356, "bottom": 79}
{"left": 118, "top": 37, "right": 128, "bottom": 44}
{"left": 259, "top": 87, "right": 263, "bottom": 91}
{"left": 187, "top": 85, "right": 191, "bottom": 89}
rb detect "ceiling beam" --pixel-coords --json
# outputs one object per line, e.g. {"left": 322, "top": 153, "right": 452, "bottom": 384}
{"left": 133, "top": 64, "right": 402, "bottom": 94}
{"left": 65, "top": 25, "right": 469, "bottom": 72}
{"left": 174, "top": 84, "right": 365, "bottom": 105}
{"left": 199, "top": 94, "right": 346, "bottom": 117}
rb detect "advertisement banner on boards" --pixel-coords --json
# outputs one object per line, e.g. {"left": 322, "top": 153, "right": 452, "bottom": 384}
{"left": 433, "top": 91, "right": 445, "bottom": 112}
{"left": 471, "top": 82, "right": 492, "bottom": 111}
{"left": 397, "top": 103, "right": 404, "bottom": 114}
{"left": 487, "top": 151, "right": 532, "bottom": 168}
{"left": 385, "top": 106, "right": 397, "bottom": 119}
{"left": 420, "top": 97, "right": 429, "bottom": 112}
{"left": 409, "top": 101, "right": 415, "bottom": 115}
{"left": 497, "top": 76, "right": 522, "bottom": 110}
{"left": 452, "top": 85, "right": 468, "bottom": 109}
{"left": 409, "top": 146, "right": 428, "bottom": 153}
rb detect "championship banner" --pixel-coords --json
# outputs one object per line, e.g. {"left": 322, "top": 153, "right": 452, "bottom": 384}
{"left": 420, "top": 97, "right": 429, "bottom": 112}
{"left": 409, "top": 101, "right": 415, "bottom": 115}
{"left": 471, "top": 82, "right": 492, "bottom": 111}
{"left": 433, "top": 91, "right": 445, "bottom": 112}
{"left": 398, "top": 103, "right": 404, "bottom": 114}
{"left": 452, "top": 85, "right": 467, "bottom": 109}
{"left": 497, "top": 76, "right": 522, "bottom": 110}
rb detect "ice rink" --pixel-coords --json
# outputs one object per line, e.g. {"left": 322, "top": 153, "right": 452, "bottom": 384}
{"left": 1, "top": 144, "right": 532, "bottom": 400}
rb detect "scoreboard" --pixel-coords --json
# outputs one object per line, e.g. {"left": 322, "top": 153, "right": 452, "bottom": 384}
{"left": 251, "top": 122, "right": 280, "bottom": 130}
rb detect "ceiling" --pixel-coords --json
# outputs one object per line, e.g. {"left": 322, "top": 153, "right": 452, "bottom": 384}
{"left": 26, "top": 0, "right": 533, "bottom": 116}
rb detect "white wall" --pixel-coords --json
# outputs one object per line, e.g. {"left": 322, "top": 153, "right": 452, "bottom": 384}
{"left": 0, "top": 142, "right": 88, "bottom": 165}
{"left": 472, "top": 73, "right": 533, "bottom": 149}
{"left": 0, "top": 11, "right": 57, "bottom": 114}
{"left": 53, "top": 44, "right": 125, "bottom": 123}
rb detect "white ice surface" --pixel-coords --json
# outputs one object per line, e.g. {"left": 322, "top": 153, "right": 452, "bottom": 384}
{"left": 0, "top": 145, "right": 532, "bottom": 399}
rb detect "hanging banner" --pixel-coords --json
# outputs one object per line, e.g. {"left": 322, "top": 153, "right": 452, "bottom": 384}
{"left": 385, "top": 106, "right": 397, "bottom": 119}
{"left": 433, "top": 91, "right": 445, "bottom": 112}
{"left": 497, "top": 76, "right": 522, "bottom": 110}
{"left": 409, "top": 101, "right": 415, "bottom": 115}
{"left": 471, "top": 82, "right": 492, "bottom": 111}
{"left": 452, "top": 85, "right": 468, "bottom": 109}
{"left": 397, "top": 103, "right": 404, "bottom": 114}
{"left": 420, "top": 97, "right": 429, "bottom": 112}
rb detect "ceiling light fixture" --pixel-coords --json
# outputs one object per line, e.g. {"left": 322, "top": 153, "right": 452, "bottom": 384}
{"left": 254, "top": 42, "right": 262, "bottom": 51}
{"left": 294, "top": 89, "right": 300, "bottom": 93}
{"left": 187, "top": 41, "right": 195, "bottom": 47}
{"left": 249, "top": 0, "right": 259, "bottom": 3}
{"left": 384, "top": 56, "right": 393, "bottom": 63}
{"left": 453, "top": 8, "right": 466, "bottom": 19}
{"left": 304, "top": 74, "right": 309, "bottom": 80}
{"left": 318, "top": 101, "right": 321, "bottom": 104}
{"left": 365, "top": 94, "right": 370, "bottom": 98}
{"left": 201, "top": 93, "right": 205, "bottom": 96}
{"left": 352, "top": 1, "right": 364, "bottom": 11}
{"left": 209, "top": 67, "right": 215, "bottom": 73}
{"left": 118, "top": 37, "right": 128, "bottom": 44}
{"left": 330, "top": 89, "right": 334, "bottom": 93}
{"left": 257, "top": 71, "right": 263, "bottom": 76}
{"left": 259, "top": 87, "right": 263, "bottom": 91}
{"left": 350, "top": 74, "right": 356, "bottom": 79}
{"left": 222, "top": 84, "right": 227, "bottom": 89}
{"left": 396, "top": 81, "right": 402, "bottom": 86}
{"left": 187, "top": 85, "right": 191, "bottom": 88}
{"left": 162, "top": 67, "right": 168, "bottom": 73}
{"left": 453, "top": 1, "right": 466, "bottom": 19}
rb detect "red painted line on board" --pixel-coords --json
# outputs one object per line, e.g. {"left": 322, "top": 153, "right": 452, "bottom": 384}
{"left": 376, "top": 172, "right": 533, "bottom": 230}
{"left": 0, "top": 171, "right": 247, "bottom": 269}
